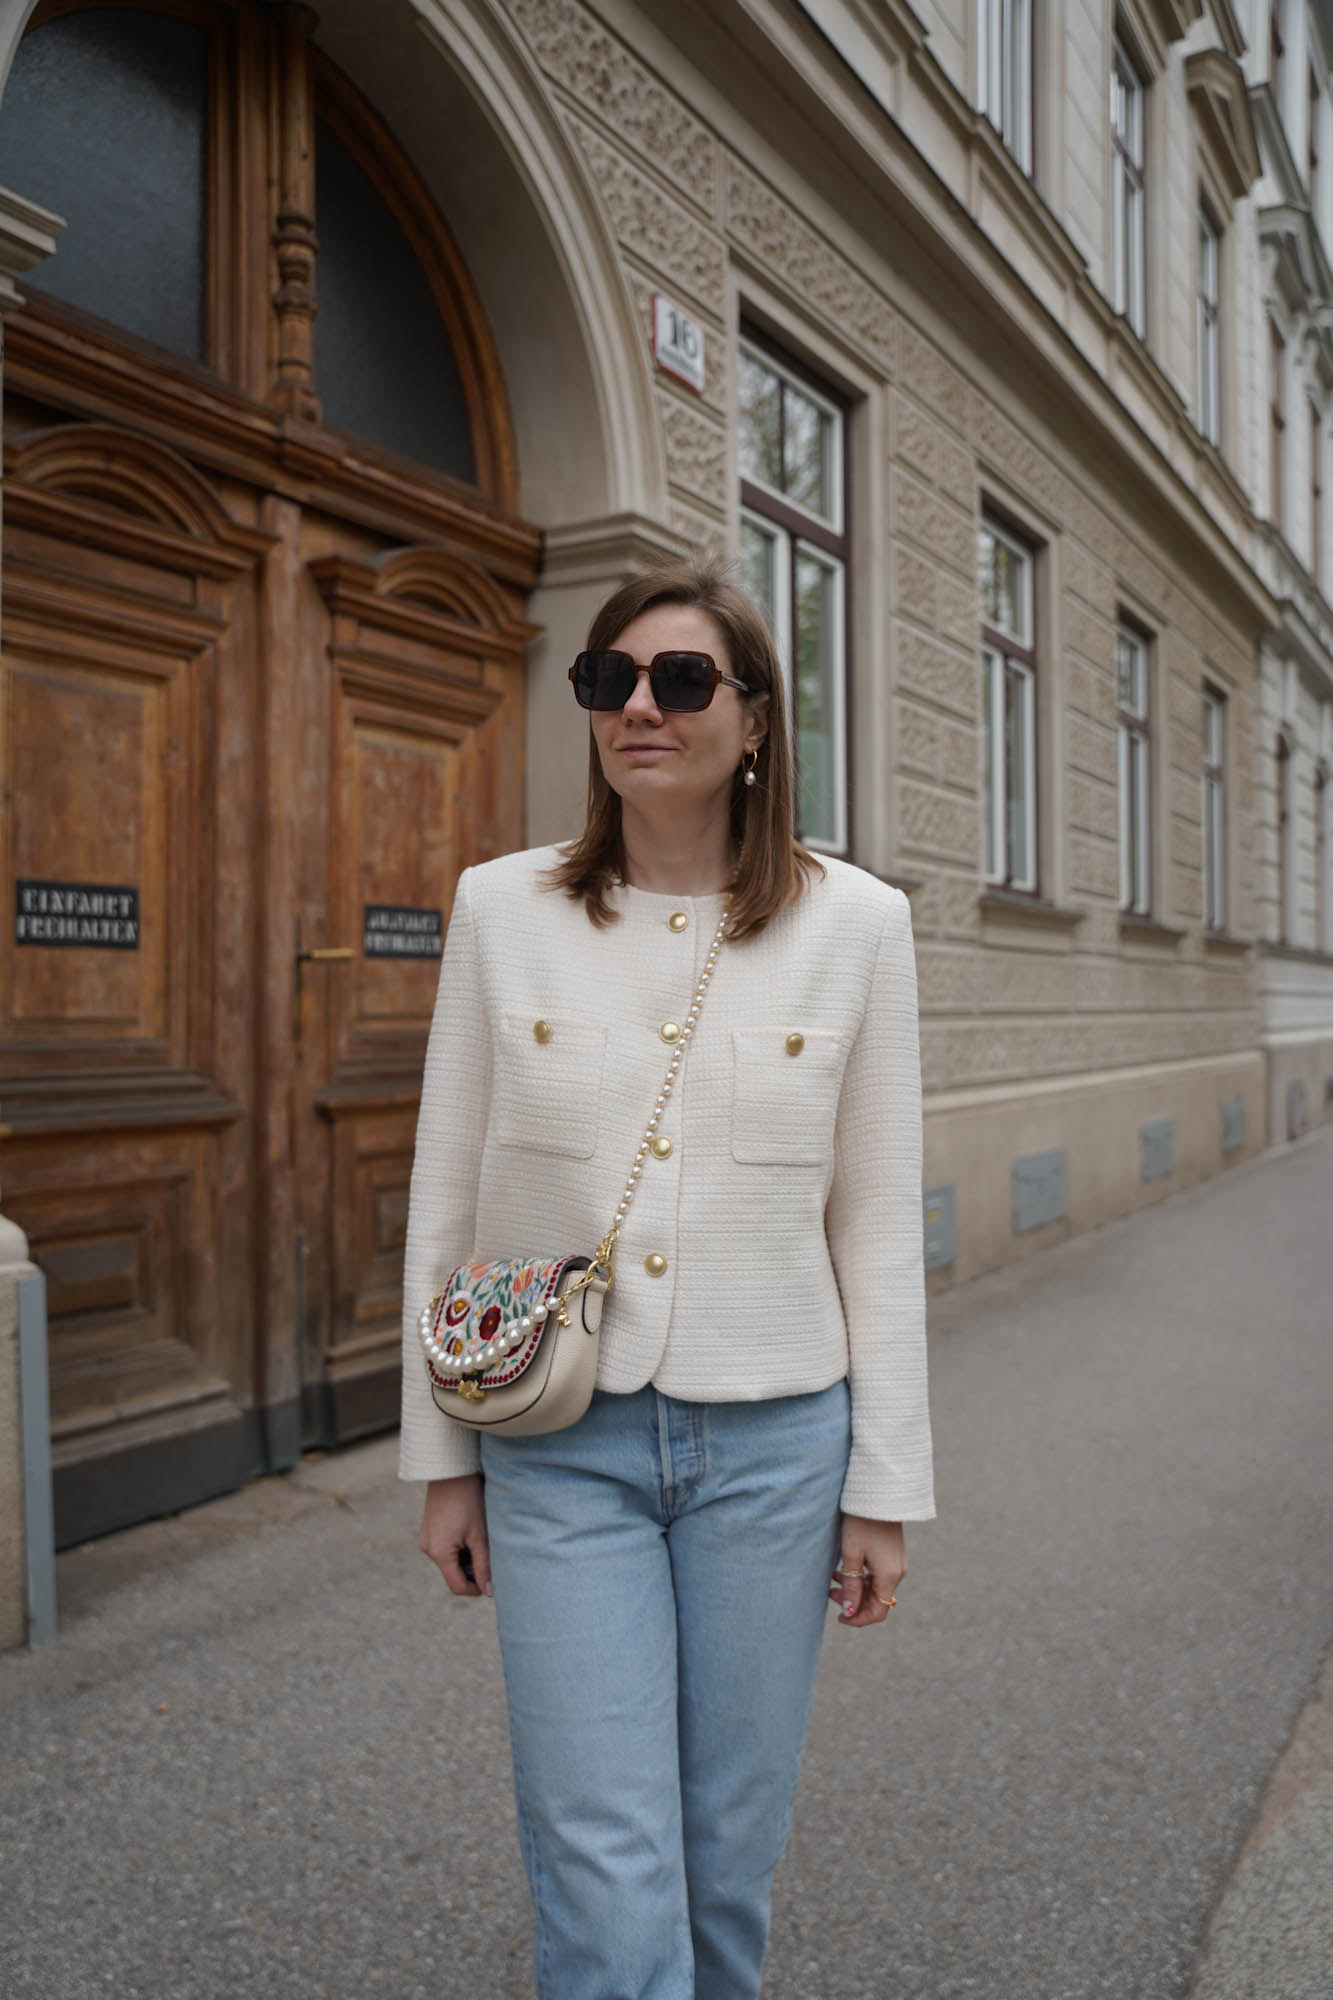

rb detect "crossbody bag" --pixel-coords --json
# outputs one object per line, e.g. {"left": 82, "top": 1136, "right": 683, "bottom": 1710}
{"left": 417, "top": 904, "right": 729, "bottom": 1435}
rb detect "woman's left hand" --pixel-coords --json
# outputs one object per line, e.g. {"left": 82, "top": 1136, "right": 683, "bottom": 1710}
{"left": 829, "top": 1515, "right": 907, "bottom": 1628}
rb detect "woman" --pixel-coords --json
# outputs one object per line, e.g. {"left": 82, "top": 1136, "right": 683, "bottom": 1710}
{"left": 400, "top": 555, "right": 934, "bottom": 2000}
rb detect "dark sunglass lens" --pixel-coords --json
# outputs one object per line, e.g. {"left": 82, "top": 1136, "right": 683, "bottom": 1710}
{"left": 652, "top": 653, "right": 714, "bottom": 711}
{"left": 574, "top": 652, "right": 635, "bottom": 709}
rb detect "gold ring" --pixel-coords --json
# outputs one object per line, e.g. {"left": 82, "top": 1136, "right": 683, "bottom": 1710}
{"left": 872, "top": 1592, "right": 897, "bottom": 1609}
{"left": 838, "top": 1556, "right": 865, "bottom": 1576}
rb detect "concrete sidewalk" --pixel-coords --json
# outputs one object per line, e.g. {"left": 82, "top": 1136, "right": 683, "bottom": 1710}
{"left": 2, "top": 1126, "right": 1331, "bottom": 1999}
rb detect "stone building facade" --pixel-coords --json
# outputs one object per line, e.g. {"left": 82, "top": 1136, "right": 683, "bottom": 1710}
{"left": 0, "top": 0, "right": 1324, "bottom": 1546}
{"left": 1239, "top": 0, "right": 1333, "bottom": 1142}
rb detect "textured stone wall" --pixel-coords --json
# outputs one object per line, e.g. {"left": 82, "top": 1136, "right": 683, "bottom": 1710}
{"left": 499, "top": 0, "right": 1264, "bottom": 1113}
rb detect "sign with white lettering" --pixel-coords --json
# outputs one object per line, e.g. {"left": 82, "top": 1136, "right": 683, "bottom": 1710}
{"left": 363, "top": 904, "right": 443, "bottom": 958}
{"left": 15, "top": 880, "right": 139, "bottom": 948}
{"left": 652, "top": 294, "right": 705, "bottom": 394}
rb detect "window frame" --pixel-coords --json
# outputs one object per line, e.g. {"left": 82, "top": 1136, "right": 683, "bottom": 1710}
{"left": 1316, "top": 759, "right": 1330, "bottom": 953}
{"left": 979, "top": 512, "right": 1039, "bottom": 895}
{"left": 1202, "top": 685, "right": 1227, "bottom": 932}
{"left": 1311, "top": 400, "right": 1323, "bottom": 587}
{"left": 977, "top": 0, "right": 1033, "bottom": 174}
{"left": 737, "top": 330, "right": 850, "bottom": 856}
{"left": 1276, "top": 730, "right": 1293, "bottom": 945}
{"left": 1112, "top": 34, "right": 1147, "bottom": 338}
{"left": 1116, "top": 619, "right": 1152, "bottom": 916}
{"left": 1271, "top": 1, "right": 1286, "bottom": 117}
{"left": 1309, "top": 61, "right": 1321, "bottom": 198}
{"left": 1197, "top": 203, "right": 1222, "bottom": 448}
{"left": 1269, "top": 319, "right": 1287, "bottom": 530}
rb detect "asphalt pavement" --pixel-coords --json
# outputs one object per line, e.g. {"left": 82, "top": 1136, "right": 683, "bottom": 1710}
{"left": 3, "top": 1124, "right": 1331, "bottom": 2000}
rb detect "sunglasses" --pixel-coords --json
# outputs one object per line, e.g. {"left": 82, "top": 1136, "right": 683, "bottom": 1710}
{"left": 569, "top": 650, "right": 756, "bottom": 713}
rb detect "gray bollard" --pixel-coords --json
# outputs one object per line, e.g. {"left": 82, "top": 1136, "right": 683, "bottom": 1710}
{"left": 18, "top": 1269, "right": 55, "bottom": 1646}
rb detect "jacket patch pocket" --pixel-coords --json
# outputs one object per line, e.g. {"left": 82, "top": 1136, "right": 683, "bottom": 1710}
{"left": 494, "top": 1015, "right": 607, "bottom": 1160}
{"left": 730, "top": 1026, "right": 847, "bottom": 1167}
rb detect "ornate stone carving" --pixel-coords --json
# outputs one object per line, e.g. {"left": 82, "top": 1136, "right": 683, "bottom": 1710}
{"left": 724, "top": 161, "right": 896, "bottom": 373}
{"left": 657, "top": 387, "right": 728, "bottom": 511}
{"left": 895, "top": 544, "right": 938, "bottom": 630}
{"left": 899, "top": 321, "right": 973, "bottom": 437}
{"left": 893, "top": 391, "right": 939, "bottom": 483}
{"left": 909, "top": 868, "right": 983, "bottom": 941}
{"left": 976, "top": 399, "right": 1066, "bottom": 518}
{"left": 899, "top": 779, "right": 978, "bottom": 864}
{"left": 897, "top": 699, "right": 940, "bottom": 778}
{"left": 895, "top": 467, "right": 974, "bottom": 578}
{"left": 937, "top": 433, "right": 978, "bottom": 513}
{"left": 936, "top": 568, "right": 978, "bottom": 652}
{"left": 669, "top": 497, "right": 726, "bottom": 548}
{"left": 569, "top": 117, "right": 726, "bottom": 315}
{"left": 501, "top": 0, "right": 718, "bottom": 212}
{"left": 896, "top": 627, "right": 974, "bottom": 717}
{"left": 939, "top": 721, "right": 978, "bottom": 793}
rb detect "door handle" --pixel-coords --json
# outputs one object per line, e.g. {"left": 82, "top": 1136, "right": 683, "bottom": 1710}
{"left": 293, "top": 920, "right": 356, "bottom": 1049}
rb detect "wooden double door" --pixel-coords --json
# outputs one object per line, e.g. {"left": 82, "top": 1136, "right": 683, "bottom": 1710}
{"left": 0, "top": 0, "right": 537, "bottom": 1541}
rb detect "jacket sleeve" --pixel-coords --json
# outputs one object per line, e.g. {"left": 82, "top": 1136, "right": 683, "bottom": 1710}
{"left": 398, "top": 867, "right": 491, "bottom": 1482}
{"left": 825, "top": 888, "right": 936, "bottom": 1521}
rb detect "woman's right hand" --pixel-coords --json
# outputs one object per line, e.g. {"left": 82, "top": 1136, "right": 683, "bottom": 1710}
{"left": 419, "top": 1473, "right": 491, "bottom": 1596}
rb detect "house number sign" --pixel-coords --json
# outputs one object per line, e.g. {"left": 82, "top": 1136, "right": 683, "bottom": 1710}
{"left": 363, "top": 904, "right": 443, "bottom": 958}
{"left": 15, "top": 880, "right": 139, "bottom": 948}
{"left": 652, "top": 294, "right": 705, "bottom": 394}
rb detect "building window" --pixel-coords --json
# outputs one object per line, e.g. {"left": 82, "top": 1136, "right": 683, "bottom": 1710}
{"left": 979, "top": 517, "right": 1037, "bottom": 892}
{"left": 1276, "top": 734, "right": 1292, "bottom": 944}
{"left": 1311, "top": 403, "right": 1323, "bottom": 585}
{"left": 1112, "top": 37, "right": 1146, "bottom": 337}
{"left": 1117, "top": 622, "right": 1151, "bottom": 914}
{"left": 1202, "top": 687, "right": 1226, "bottom": 930}
{"left": 737, "top": 337, "right": 848, "bottom": 853}
{"left": 1198, "top": 206, "right": 1221, "bottom": 447}
{"left": 1316, "top": 761, "right": 1329, "bottom": 952}
{"left": 1270, "top": 321, "right": 1286, "bottom": 529}
{"left": 978, "top": 0, "right": 1033, "bottom": 172}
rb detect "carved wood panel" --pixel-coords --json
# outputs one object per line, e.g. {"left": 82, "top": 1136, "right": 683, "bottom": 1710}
{"left": 1, "top": 0, "right": 540, "bottom": 1536}
{"left": 297, "top": 543, "right": 532, "bottom": 1438}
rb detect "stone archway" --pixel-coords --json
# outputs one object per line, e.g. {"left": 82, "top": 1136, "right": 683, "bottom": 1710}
{"left": 303, "top": 0, "right": 681, "bottom": 842}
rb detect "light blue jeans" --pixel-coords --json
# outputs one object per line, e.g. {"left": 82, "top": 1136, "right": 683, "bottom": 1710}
{"left": 480, "top": 1381, "right": 850, "bottom": 2000}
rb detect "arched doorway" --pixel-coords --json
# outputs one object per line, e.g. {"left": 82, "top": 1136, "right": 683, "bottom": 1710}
{"left": 0, "top": 0, "right": 542, "bottom": 1539}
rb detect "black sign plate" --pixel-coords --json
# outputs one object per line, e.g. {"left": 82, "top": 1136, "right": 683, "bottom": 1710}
{"left": 15, "top": 880, "right": 140, "bottom": 949}
{"left": 363, "top": 903, "right": 443, "bottom": 958}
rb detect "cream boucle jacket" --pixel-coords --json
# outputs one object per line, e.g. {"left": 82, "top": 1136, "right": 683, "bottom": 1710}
{"left": 398, "top": 845, "right": 935, "bottom": 1520}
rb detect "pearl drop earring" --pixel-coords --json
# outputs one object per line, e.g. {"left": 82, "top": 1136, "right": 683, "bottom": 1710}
{"left": 742, "top": 749, "right": 758, "bottom": 787}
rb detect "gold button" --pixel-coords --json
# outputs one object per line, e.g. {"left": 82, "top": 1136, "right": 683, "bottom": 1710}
{"left": 668, "top": 911, "right": 689, "bottom": 932}
{"left": 650, "top": 1135, "right": 673, "bottom": 1159}
{"left": 644, "top": 1252, "right": 668, "bottom": 1277}
{"left": 660, "top": 1020, "right": 682, "bottom": 1043}
{"left": 785, "top": 1032, "right": 805, "bottom": 1056}
{"left": 533, "top": 1019, "right": 552, "bottom": 1044}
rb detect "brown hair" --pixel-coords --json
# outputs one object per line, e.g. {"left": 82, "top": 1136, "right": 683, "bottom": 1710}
{"left": 543, "top": 554, "right": 823, "bottom": 939}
